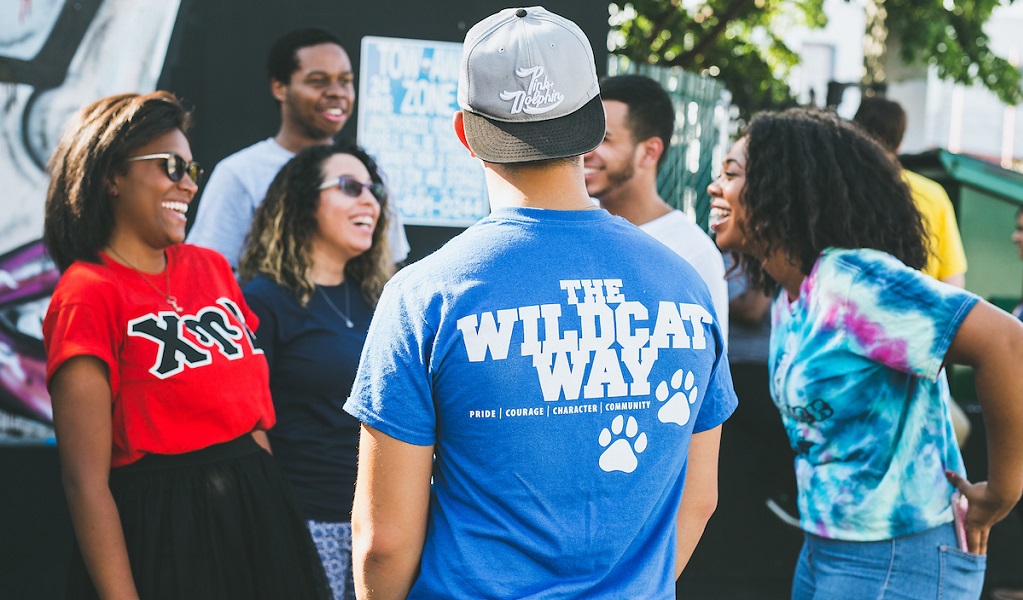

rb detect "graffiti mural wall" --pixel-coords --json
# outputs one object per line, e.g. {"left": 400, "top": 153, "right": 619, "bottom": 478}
{"left": 0, "top": 0, "right": 181, "bottom": 440}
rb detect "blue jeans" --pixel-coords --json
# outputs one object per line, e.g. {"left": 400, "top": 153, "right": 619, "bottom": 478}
{"left": 792, "top": 522, "right": 985, "bottom": 600}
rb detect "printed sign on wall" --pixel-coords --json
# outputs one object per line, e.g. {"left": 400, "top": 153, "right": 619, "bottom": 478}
{"left": 358, "top": 36, "right": 488, "bottom": 226}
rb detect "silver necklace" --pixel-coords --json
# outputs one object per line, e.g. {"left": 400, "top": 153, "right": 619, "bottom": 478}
{"left": 318, "top": 283, "right": 353, "bottom": 328}
{"left": 107, "top": 247, "right": 183, "bottom": 313}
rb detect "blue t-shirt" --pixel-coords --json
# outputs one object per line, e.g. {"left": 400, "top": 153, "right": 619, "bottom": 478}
{"left": 769, "top": 247, "right": 978, "bottom": 541}
{"left": 244, "top": 275, "right": 371, "bottom": 522}
{"left": 345, "top": 207, "right": 737, "bottom": 599}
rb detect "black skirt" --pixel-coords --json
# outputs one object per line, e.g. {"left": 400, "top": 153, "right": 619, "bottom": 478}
{"left": 65, "top": 435, "right": 331, "bottom": 600}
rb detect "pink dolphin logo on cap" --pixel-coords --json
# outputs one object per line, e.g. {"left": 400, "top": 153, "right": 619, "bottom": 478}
{"left": 499, "top": 65, "right": 565, "bottom": 115}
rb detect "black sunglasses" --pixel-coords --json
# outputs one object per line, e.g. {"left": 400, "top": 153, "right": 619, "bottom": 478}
{"left": 318, "top": 176, "right": 386, "bottom": 202}
{"left": 125, "top": 153, "right": 204, "bottom": 185}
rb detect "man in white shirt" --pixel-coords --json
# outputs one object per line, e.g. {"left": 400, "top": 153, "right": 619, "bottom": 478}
{"left": 188, "top": 28, "right": 409, "bottom": 267}
{"left": 584, "top": 75, "right": 727, "bottom": 338}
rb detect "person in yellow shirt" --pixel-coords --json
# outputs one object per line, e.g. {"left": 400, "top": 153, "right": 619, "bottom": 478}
{"left": 902, "top": 169, "right": 969, "bottom": 285}
{"left": 853, "top": 97, "right": 968, "bottom": 287}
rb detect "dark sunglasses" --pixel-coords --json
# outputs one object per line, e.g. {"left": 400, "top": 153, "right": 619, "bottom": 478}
{"left": 318, "top": 176, "right": 386, "bottom": 202}
{"left": 125, "top": 153, "right": 204, "bottom": 185}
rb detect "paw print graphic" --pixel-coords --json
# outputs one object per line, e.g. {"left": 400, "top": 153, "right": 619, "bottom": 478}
{"left": 656, "top": 369, "right": 698, "bottom": 426}
{"left": 598, "top": 415, "right": 647, "bottom": 473}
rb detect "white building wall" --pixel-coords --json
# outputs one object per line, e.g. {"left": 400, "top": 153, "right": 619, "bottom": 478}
{"left": 929, "top": 0, "right": 1022, "bottom": 166}
{"left": 784, "top": 0, "right": 1023, "bottom": 166}
{"left": 784, "top": 0, "right": 866, "bottom": 118}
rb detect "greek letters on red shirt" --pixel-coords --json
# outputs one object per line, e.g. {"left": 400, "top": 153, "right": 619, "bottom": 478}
{"left": 127, "top": 297, "right": 262, "bottom": 378}
{"left": 44, "top": 245, "right": 274, "bottom": 467}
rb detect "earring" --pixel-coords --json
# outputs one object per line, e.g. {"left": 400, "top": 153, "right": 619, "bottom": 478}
{"left": 109, "top": 188, "right": 118, "bottom": 197}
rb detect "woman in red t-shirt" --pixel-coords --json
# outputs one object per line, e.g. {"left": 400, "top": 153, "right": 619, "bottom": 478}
{"left": 42, "top": 92, "right": 330, "bottom": 600}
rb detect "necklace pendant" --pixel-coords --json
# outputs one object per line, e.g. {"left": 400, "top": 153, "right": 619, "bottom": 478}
{"left": 317, "top": 285, "right": 355, "bottom": 328}
{"left": 166, "top": 295, "right": 184, "bottom": 313}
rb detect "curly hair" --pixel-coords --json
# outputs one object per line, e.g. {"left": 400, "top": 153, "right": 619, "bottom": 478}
{"left": 238, "top": 139, "right": 392, "bottom": 306}
{"left": 44, "top": 91, "right": 192, "bottom": 272}
{"left": 735, "top": 107, "right": 927, "bottom": 292}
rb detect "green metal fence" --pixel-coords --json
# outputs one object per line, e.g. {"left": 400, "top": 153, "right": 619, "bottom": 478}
{"left": 607, "top": 57, "right": 731, "bottom": 232}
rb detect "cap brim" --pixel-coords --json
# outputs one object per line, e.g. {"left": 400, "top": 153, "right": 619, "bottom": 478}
{"left": 462, "top": 95, "right": 605, "bottom": 164}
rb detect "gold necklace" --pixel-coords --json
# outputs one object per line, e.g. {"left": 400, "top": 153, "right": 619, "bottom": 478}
{"left": 107, "top": 247, "right": 183, "bottom": 313}
{"left": 317, "top": 283, "right": 353, "bottom": 328}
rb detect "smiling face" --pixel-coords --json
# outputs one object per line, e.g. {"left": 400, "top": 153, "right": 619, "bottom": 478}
{"left": 108, "top": 128, "right": 198, "bottom": 257}
{"left": 274, "top": 43, "right": 354, "bottom": 144}
{"left": 312, "top": 153, "right": 381, "bottom": 267}
{"left": 707, "top": 136, "right": 751, "bottom": 254}
{"left": 583, "top": 100, "right": 642, "bottom": 202}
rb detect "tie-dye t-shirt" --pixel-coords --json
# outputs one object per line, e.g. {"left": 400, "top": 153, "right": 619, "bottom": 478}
{"left": 769, "top": 247, "right": 978, "bottom": 541}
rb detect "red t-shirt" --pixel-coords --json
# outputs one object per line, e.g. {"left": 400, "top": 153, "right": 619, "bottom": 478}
{"left": 44, "top": 244, "right": 275, "bottom": 467}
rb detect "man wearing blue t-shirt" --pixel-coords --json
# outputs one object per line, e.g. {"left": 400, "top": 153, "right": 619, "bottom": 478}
{"left": 344, "top": 8, "right": 738, "bottom": 599}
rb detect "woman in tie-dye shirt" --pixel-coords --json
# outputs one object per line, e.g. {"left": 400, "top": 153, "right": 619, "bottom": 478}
{"left": 708, "top": 108, "right": 1023, "bottom": 600}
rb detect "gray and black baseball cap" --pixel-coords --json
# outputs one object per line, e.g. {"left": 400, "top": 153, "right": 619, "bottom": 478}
{"left": 457, "top": 6, "right": 605, "bottom": 164}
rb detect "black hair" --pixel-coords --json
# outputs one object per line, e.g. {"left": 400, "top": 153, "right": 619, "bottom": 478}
{"left": 266, "top": 28, "right": 344, "bottom": 85}
{"left": 599, "top": 74, "right": 675, "bottom": 169}
{"left": 737, "top": 107, "right": 927, "bottom": 291}
{"left": 44, "top": 92, "right": 192, "bottom": 272}
{"left": 852, "top": 96, "right": 907, "bottom": 154}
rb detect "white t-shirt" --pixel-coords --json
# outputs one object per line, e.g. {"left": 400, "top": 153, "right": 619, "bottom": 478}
{"left": 640, "top": 210, "right": 729, "bottom": 341}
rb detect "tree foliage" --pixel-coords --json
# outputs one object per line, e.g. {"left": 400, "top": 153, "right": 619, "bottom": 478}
{"left": 886, "top": 0, "right": 1022, "bottom": 105}
{"left": 610, "top": 0, "right": 1023, "bottom": 119}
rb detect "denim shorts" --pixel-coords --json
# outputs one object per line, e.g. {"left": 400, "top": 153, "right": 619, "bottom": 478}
{"left": 792, "top": 522, "right": 985, "bottom": 600}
